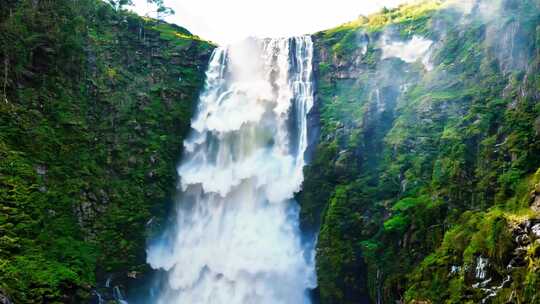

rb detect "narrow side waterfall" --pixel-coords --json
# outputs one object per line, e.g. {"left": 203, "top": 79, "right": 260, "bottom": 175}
{"left": 147, "top": 36, "right": 317, "bottom": 303}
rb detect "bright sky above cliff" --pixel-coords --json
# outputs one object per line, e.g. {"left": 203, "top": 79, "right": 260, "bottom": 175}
{"left": 130, "top": 0, "right": 411, "bottom": 44}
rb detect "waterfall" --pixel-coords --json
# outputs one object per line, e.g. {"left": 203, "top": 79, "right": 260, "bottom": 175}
{"left": 146, "top": 36, "right": 317, "bottom": 303}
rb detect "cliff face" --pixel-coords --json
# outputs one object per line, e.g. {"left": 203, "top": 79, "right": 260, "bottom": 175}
{"left": 0, "top": 0, "right": 213, "bottom": 302}
{"left": 301, "top": 0, "right": 540, "bottom": 303}
{"left": 2, "top": 0, "right": 540, "bottom": 303}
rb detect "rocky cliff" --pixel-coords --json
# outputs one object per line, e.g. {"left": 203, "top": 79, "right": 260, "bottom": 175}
{"left": 300, "top": 0, "right": 540, "bottom": 303}
{"left": 0, "top": 0, "right": 212, "bottom": 302}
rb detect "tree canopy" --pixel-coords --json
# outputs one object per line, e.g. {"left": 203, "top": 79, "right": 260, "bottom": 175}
{"left": 107, "top": 0, "right": 174, "bottom": 19}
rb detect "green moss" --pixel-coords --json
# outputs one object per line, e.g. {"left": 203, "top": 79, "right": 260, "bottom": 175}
{"left": 302, "top": 0, "right": 540, "bottom": 303}
{"left": 392, "top": 195, "right": 430, "bottom": 212}
{"left": 383, "top": 214, "right": 409, "bottom": 232}
{"left": 0, "top": 0, "right": 213, "bottom": 301}
{"left": 405, "top": 206, "right": 538, "bottom": 303}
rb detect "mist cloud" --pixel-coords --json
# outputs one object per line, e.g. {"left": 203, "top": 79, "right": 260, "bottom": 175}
{"left": 380, "top": 35, "right": 434, "bottom": 70}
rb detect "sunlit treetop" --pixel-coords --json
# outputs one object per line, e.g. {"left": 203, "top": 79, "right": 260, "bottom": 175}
{"left": 107, "top": 0, "right": 174, "bottom": 19}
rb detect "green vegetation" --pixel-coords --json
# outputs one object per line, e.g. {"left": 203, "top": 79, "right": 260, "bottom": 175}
{"left": 106, "top": 0, "right": 174, "bottom": 18}
{"left": 302, "top": 0, "right": 540, "bottom": 302}
{"left": 0, "top": 0, "right": 213, "bottom": 302}
{"left": 319, "top": 0, "right": 441, "bottom": 58}
{"left": 2, "top": 0, "right": 540, "bottom": 303}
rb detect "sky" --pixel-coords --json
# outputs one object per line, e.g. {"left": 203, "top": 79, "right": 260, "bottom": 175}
{"left": 130, "top": 0, "right": 412, "bottom": 45}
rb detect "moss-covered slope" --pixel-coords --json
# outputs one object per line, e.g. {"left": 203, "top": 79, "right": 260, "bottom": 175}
{"left": 0, "top": 0, "right": 213, "bottom": 302}
{"left": 302, "top": 0, "right": 540, "bottom": 303}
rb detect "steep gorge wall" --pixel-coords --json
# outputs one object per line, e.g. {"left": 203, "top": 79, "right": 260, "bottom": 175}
{"left": 0, "top": 1, "right": 213, "bottom": 302}
{"left": 301, "top": 0, "right": 540, "bottom": 303}
{"left": 2, "top": 0, "right": 540, "bottom": 303}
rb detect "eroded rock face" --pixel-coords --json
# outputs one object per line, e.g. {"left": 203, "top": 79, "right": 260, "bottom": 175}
{"left": 532, "top": 223, "right": 540, "bottom": 239}
{"left": 508, "top": 219, "right": 540, "bottom": 271}
{"left": 513, "top": 219, "right": 540, "bottom": 245}
{"left": 461, "top": 218, "right": 540, "bottom": 302}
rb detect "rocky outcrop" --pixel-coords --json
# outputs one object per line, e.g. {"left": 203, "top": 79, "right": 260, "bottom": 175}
{"left": 530, "top": 182, "right": 540, "bottom": 212}
{"left": 469, "top": 218, "right": 540, "bottom": 303}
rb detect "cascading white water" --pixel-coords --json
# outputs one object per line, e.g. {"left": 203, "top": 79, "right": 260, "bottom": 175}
{"left": 147, "top": 36, "right": 317, "bottom": 304}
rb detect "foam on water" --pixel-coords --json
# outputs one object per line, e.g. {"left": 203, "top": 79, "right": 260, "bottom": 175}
{"left": 147, "top": 36, "right": 317, "bottom": 304}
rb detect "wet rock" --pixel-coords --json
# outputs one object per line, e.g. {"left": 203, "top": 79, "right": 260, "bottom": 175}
{"left": 449, "top": 265, "right": 461, "bottom": 277}
{"left": 516, "top": 233, "right": 530, "bottom": 246}
{"left": 99, "top": 189, "right": 110, "bottom": 204}
{"left": 474, "top": 256, "right": 489, "bottom": 280}
{"left": 507, "top": 255, "right": 527, "bottom": 268}
{"left": 0, "top": 290, "right": 12, "bottom": 304}
{"left": 532, "top": 223, "right": 540, "bottom": 239}
{"left": 472, "top": 277, "right": 492, "bottom": 289}
{"left": 35, "top": 164, "right": 47, "bottom": 176}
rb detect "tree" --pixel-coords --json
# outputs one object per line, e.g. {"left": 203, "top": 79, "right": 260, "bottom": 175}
{"left": 107, "top": 0, "right": 131, "bottom": 11}
{"left": 155, "top": 0, "right": 174, "bottom": 20}
{"left": 107, "top": 0, "right": 174, "bottom": 19}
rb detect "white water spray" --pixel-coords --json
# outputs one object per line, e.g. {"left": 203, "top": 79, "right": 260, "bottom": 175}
{"left": 147, "top": 36, "right": 317, "bottom": 303}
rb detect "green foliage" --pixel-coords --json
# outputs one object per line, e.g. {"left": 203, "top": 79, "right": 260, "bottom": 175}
{"left": 383, "top": 214, "right": 409, "bottom": 232}
{"left": 392, "top": 195, "right": 430, "bottom": 212}
{"left": 107, "top": 0, "right": 174, "bottom": 19}
{"left": 329, "top": 0, "right": 441, "bottom": 33}
{"left": 405, "top": 208, "right": 535, "bottom": 303}
{"left": 316, "top": 186, "right": 369, "bottom": 304}
{"left": 0, "top": 0, "right": 213, "bottom": 301}
{"left": 301, "top": 0, "right": 540, "bottom": 303}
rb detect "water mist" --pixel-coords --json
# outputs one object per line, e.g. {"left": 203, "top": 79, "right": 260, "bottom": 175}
{"left": 146, "top": 36, "right": 317, "bottom": 304}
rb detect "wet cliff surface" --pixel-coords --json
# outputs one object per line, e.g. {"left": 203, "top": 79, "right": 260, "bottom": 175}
{"left": 0, "top": 1, "right": 212, "bottom": 302}
{"left": 300, "top": 0, "right": 540, "bottom": 303}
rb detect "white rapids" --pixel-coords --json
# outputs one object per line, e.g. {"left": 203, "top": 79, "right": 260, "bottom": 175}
{"left": 146, "top": 36, "right": 317, "bottom": 304}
